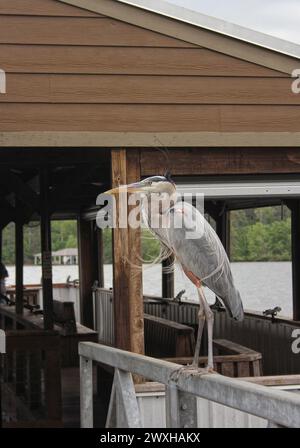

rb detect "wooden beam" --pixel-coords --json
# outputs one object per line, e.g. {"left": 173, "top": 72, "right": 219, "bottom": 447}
{"left": 0, "top": 170, "right": 39, "bottom": 214}
{"left": 15, "top": 202, "right": 24, "bottom": 316}
{"left": 50, "top": 165, "right": 98, "bottom": 213}
{"left": 2, "top": 133, "right": 300, "bottom": 148}
{"left": 290, "top": 201, "right": 300, "bottom": 321}
{"left": 112, "top": 149, "right": 144, "bottom": 354}
{"left": 141, "top": 147, "right": 300, "bottom": 176}
{"left": 78, "top": 218, "right": 95, "bottom": 328}
{"left": 0, "top": 200, "right": 16, "bottom": 229}
{"left": 162, "top": 255, "right": 175, "bottom": 299}
{"left": 40, "top": 168, "right": 54, "bottom": 330}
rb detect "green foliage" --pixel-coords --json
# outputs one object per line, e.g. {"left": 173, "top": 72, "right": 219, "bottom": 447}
{"left": 230, "top": 206, "right": 291, "bottom": 262}
{"left": 2, "top": 220, "right": 78, "bottom": 265}
{"left": 103, "top": 228, "right": 112, "bottom": 264}
{"left": 1, "top": 206, "right": 292, "bottom": 265}
{"left": 141, "top": 228, "right": 161, "bottom": 262}
{"left": 51, "top": 221, "right": 77, "bottom": 251}
{"left": 101, "top": 228, "right": 160, "bottom": 264}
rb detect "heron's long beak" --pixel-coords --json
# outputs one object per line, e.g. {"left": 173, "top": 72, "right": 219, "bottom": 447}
{"left": 103, "top": 181, "right": 146, "bottom": 195}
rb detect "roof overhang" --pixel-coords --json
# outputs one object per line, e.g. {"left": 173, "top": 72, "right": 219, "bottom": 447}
{"left": 59, "top": 0, "right": 300, "bottom": 74}
{"left": 118, "top": 0, "right": 300, "bottom": 60}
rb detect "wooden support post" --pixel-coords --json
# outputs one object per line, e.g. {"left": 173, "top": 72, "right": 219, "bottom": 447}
{"left": 78, "top": 218, "right": 95, "bottom": 328}
{"left": 15, "top": 208, "right": 25, "bottom": 397}
{"left": 0, "top": 228, "right": 2, "bottom": 261}
{"left": 111, "top": 149, "right": 144, "bottom": 354}
{"left": 94, "top": 226, "right": 104, "bottom": 288}
{"left": 40, "top": 168, "right": 54, "bottom": 331}
{"left": 97, "top": 228, "right": 104, "bottom": 288}
{"left": 216, "top": 206, "right": 231, "bottom": 257}
{"left": 15, "top": 204, "right": 24, "bottom": 316}
{"left": 291, "top": 201, "right": 300, "bottom": 321}
{"left": 162, "top": 255, "right": 175, "bottom": 298}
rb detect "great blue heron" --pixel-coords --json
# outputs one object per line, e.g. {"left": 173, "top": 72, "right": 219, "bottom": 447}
{"left": 105, "top": 175, "right": 244, "bottom": 371}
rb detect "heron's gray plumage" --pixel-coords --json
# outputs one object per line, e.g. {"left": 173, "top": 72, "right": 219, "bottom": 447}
{"left": 146, "top": 198, "right": 244, "bottom": 322}
{"left": 106, "top": 174, "right": 244, "bottom": 369}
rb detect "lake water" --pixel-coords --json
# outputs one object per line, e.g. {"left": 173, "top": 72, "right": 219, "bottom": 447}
{"left": 5, "top": 261, "right": 293, "bottom": 318}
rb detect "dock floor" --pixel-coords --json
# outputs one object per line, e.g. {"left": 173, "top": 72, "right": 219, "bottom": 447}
{"left": 62, "top": 367, "right": 111, "bottom": 428}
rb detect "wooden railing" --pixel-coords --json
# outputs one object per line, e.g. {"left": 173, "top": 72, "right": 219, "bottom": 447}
{"left": 79, "top": 342, "right": 300, "bottom": 428}
{"left": 0, "top": 330, "right": 62, "bottom": 428}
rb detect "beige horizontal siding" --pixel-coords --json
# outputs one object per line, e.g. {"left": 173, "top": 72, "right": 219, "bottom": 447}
{"left": 1, "top": 73, "right": 297, "bottom": 104}
{"left": 0, "top": 104, "right": 299, "bottom": 132}
{"left": 0, "top": 15, "right": 196, "bottom": 47}
{"left": 0, "top": 45, "right": 284, "bottom": 76}
{"left": 0, "top": 2, "right": 295, "bottom": 135}
{"left": 0, "top": 0, "right": 101, "bottom": 16}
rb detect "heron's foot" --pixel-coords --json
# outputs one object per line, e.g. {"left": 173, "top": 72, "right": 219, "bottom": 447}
{"left": 186, "top": 361, "right": 215, "bottom": 375}
{"left": 169, "top": 364, "right": 215, "bottom": 384}
{"left": 197, "top": 365, "right": 215, "bottom": 375}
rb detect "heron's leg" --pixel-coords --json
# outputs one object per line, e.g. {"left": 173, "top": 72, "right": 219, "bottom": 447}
{"left": 198, "top": 286, "right": 215, "bottom": 370}
{"left": 192, "top": 302, "right": 205, "bottom": 368}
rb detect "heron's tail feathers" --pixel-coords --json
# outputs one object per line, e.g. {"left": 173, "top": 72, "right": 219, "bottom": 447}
{"left": 223, "top": 288, "right": 244, "bottom": 321}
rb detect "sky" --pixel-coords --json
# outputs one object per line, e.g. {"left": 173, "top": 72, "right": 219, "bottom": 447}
{"left": 169, "top": 0, "right": 300, "bottom": 44}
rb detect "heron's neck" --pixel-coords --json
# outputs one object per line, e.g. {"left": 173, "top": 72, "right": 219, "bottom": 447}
{"left": 141, "top": 191, "right": 178, "bottom": 236}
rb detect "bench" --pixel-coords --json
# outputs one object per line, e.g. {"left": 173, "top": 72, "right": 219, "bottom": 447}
{"left": 144, "top": 313, "right": 195, "bottom": 358}
{"left": 0, "top": 302, "right": 98, "bottom": 367}
{"left": 165, "top": 339, "right": 263, "bottom": 377}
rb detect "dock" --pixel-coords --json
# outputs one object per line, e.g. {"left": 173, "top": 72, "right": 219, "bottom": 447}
{"left": 0, "top": 0, "right": 300, "bottom": 429}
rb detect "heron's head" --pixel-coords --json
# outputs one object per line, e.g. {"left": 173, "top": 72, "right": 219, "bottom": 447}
{"left": 104, "top": 174, "right": 176, "bottom": 197}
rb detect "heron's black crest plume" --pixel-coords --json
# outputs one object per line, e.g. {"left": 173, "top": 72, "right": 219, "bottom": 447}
{"left": 164, "top": 170, "right": 174, "bottom": 184}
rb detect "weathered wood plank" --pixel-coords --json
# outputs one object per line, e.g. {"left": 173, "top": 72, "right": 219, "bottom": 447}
{"left": 0, "top": 0, "right": 102, "bottom": 16}
{"left": 221, "top": 362, "right": 235, "bottom": 377}
{"left": 1, "top": 104, "right": 300, "bottom": 132}
{"left": 252, "top": 360, "right": 262, "bottom": 377}
{"left": 126, "top": 151, "right": 143, "bottom": 357}
{"left": 237, "top": 362, "right": 251, "bottom": 377}
{"left": 0, "top": 45, "right": 283, "bottom": 76}
{"left": 112, "top": 149, "right": 130, "bottom": 351}
{"left": 112, "top": 149, "right": 144, "bottom": 355}
{"left": 0, "top": 16, "right": 196, "bottom": 47}
{"left": 141, "top": 147, "right": 300, "bottom": 176}
{"left": 2, "top": 74, "right": 296, "bottom": 104}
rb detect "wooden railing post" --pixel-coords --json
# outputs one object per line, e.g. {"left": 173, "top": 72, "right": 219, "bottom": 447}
{"left": 80, "top": 355, "right": 93, "bottom": 428}
{"left": 40, "top": 167, "right": 54, "bottom": 330}
{"left": 111, "top": 149, "right": 144, "bottom": 355}
{"left": 162, "top": 255, "right": 175, "bottom": 298}
{"left": 78, "top": 219, "right": 95, "bottom": 328}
